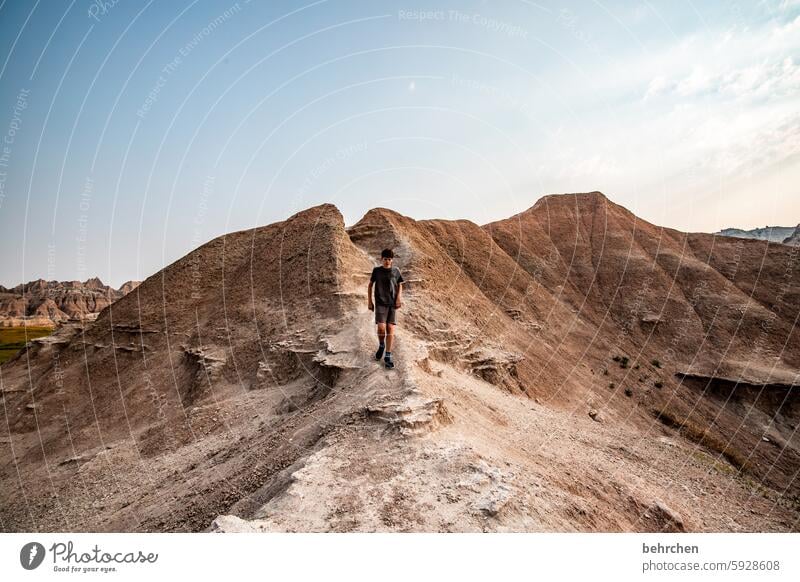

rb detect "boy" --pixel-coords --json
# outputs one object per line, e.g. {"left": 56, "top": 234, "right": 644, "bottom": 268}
{"left": 367, "top": 249, "right": 404, "bottom": 369}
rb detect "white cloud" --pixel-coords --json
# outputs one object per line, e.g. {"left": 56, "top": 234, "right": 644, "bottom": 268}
{"left": 675, "top": 65, "right": 712, "bottom": 96}
{"left": 641, "top": 16, "right": 800, "bottom": 98}
{"left": 644, "top": 75, "right": 670, "bottom": 100}
{"left": 648, "top": 54, "right": 800, "bottom": 102}
{"left": 617, "top": 12, "right": 800, "bottom": 193}
{"left": 719, "top": 57, "right": 800, "bottom": 100}
{"left": 414, "top": 7, "right": 800, "bottom": 231}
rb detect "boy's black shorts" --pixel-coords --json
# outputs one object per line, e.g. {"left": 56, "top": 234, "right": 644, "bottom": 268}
{"left": 374, "top": 303, "right": 397, "bottom": 325}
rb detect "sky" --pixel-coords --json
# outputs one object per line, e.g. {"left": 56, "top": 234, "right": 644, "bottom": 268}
{"left": 0, "top": 0, "right": 798, "bottom": 288}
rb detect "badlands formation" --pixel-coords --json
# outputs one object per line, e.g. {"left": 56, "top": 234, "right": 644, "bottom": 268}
{"left": 0, "top": 278, "right": 140, "bottom": 327}
{"left": 1, "top": 192, "right": 798, "bottom": 532}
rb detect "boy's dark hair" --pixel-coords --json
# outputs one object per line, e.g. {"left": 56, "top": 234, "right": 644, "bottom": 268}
{"left": 381, "top": 249, "right": 394, "bottom": 259}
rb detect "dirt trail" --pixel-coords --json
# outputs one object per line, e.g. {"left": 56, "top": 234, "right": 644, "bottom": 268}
{"left": 211, "top": 304, "right": 795, "bottom": 531}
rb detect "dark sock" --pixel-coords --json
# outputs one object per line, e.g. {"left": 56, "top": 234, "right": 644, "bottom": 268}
{"left": 384, "top": 351, "right": 392, "bottom": 359}
{"left": 379, "top": 340, "right": 385, "bottom": 346}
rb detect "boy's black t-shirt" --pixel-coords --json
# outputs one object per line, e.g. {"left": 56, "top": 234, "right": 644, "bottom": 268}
{"left": 370, "top": 266, "right": 404, "bottom": 306}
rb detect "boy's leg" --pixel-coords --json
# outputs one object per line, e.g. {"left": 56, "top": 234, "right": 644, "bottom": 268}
{"left": 385, "top": 323, "right": 395, "bottom": 352}
{"left": 383, "top": 308, "right": 395, "bottom": 368}
{"left": 384, "top": 323, "right": 396, "bottom": 368}
{"left": 375, "top": 321, "right": 387, "bottom": 360}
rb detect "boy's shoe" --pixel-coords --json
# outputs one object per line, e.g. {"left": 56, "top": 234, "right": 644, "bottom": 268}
{"left": 375, "top": 344, "right": 385, "bottom": 360}
{"left": 384, "top": 355, "right": 395, "bottom": 369}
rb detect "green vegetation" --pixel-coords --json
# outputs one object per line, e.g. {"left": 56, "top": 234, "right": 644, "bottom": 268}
{"left": 0, "top": 327, "right": 54, "bottom": 365}
{"left": 651, "top": 359, "right": 661, "bottom": 368}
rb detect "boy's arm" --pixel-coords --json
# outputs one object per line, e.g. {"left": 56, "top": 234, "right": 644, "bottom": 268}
{"left": 367, "top": 281, "right": 374, "bottom": 310}
{"left": 394, "top": 281, "right": 402, "bottom": 308}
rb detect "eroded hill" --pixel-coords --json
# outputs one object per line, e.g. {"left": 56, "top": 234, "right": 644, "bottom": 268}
{"left": 1, "top": 193, "right": 798, "bottom": 532}
{"left": 0, "top": 278, "right": 140, "bottom": 327}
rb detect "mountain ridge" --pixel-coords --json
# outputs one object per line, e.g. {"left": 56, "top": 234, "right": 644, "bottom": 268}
{"left": 715, "top": 225, "right": 797, "bottom": 244}
{"left": 1, "top": 192, "right": 798, "bottom": 533}
{"left": 0, "top": 278, "right": 140, "bottom": 327}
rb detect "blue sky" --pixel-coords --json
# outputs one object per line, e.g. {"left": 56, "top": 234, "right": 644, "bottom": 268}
{"left": 0, "top": 0, "right": 798, "bottom": 288}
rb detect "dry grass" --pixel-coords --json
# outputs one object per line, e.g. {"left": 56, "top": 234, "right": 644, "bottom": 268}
{"left": 653, "top": 407, "right": 752, "bottom": 473}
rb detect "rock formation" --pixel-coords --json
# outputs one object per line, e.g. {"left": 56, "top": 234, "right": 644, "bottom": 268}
{"left": 716, "top": 225, "right": 796, "bottom": 243}
{"left": 1, "top": 193, "right": 797, "bottom": 533}
{"left": 0, "top": 278, "right": 140, "bottom": 327}
{"left": 783, "top": 224, "right": 800, "bottom": 247}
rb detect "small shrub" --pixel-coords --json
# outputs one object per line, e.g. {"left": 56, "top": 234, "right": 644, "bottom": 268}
{"left": 654, "top": 381, "right": 663, "bottom": 389}
{"left": 633, "top": 364, "right": 640, "bottom": 370}
{"left": 620, "top": 356, "right": 629, "bottom": 369}
{"left": 624, "top": 387, "right": 633, "bottom": 397}
{"left": 608, "top": 382, "right": 615, "bottom": 389}
{"left": 651, "top": 359, "right": 661, "bottom": 368}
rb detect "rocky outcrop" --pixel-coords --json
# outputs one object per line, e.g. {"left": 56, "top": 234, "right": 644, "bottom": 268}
{"left": 0, "top": 278, "right": 140, "bottom": 327}
{"left": 715, "top": 225, "right": 796, "bottom": 243}
{"left": 366, "top": 394, "right": 452, "bottom": 436}
{"left": 783, "top": 224, "right": 800, "bottom": 246}
{"left": 118, "top": 280, "right": 141, "bottom": 295}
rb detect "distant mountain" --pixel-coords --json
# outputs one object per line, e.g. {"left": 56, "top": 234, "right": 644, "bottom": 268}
{"left": 0, "top": 278, "right": 140, "bottom": 327}
{"left": 118, "top": 280, "right": 141, "bottom": 295}
{"left": 783, "top": 224, "right": 800, "bottom": 246}
{"left": 715, "top": 225, "right": 796, "bottom": 243}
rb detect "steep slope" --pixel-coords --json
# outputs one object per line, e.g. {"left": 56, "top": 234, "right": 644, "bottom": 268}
{"left": 483, "top": 192, "right": 800, "bottom": 499}
{"left": 484, "top": 192, "right": 800, "bottom": 374}
{"left": 346, "top": 207, "right": 595, "bottom": 401}
{"left": 0, "top": 203, "right": 382, "bottom": 531}
{"left": 1, "top": 194, "right": 798, "bottom": 533}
